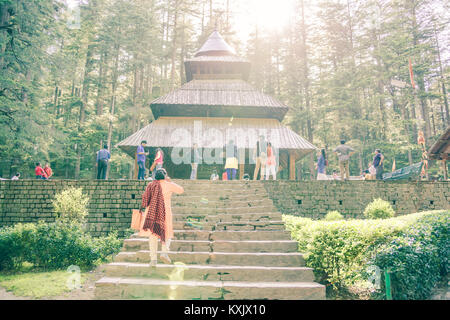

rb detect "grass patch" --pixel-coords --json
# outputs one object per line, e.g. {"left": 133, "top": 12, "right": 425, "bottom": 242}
{"left": 0, "top": 265, "right": 88, "bottom": 299}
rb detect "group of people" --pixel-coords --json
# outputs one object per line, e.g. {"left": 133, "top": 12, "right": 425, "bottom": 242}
{"left": 35, "top": 162, "right": 53, "bottom": 180}
{"left": 134, "top": 137, "right": 278, "bottom": 182}
{"left": 252, "top": 136, "right": 277, "bottom": 181}
{"left": 95, "top": 138, "right": 386, "bottom": 182}
{"left": 316, "top": 140, "right": 384, "bottom": 181}
{"left": 96, "top": 142, "right": 165, "bottom": 180}
{"left": 137, "top": 141, "right": 164, "bottom": 181}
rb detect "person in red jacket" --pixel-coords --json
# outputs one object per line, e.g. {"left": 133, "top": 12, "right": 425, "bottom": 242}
{"left": 35, "top": 162, "right": 47, "bottom": 179}
{"left": 44, "top": 163, "right": 53, "bottom": 179}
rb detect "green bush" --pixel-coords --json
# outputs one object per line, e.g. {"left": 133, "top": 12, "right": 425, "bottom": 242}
{"left": 283, "top": 210, "right": 449, "bottom": 299}
{"left": 369, "top": 212, "right": 449, "bottom": 300}
{"left": 364, "top": 198, "right": 395, "bottom": 219}
{"left": 0, "top": 223, "right": 37, "bottom": 270}
{"left": 324, "top": 211, "right": 344, "bottom": 221}
{"left": 52, "top": 187, "right": 89, "bottom": 225}
{"left": 0, "top": 222, "right": 123, "bottom": 271}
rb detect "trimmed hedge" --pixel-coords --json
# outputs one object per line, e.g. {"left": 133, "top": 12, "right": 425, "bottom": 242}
{"left": 323, "top": 211, "right": 344, "bottom": 221}
{"left": 0, "top": 222, "right": 123, "bottom": 271}
{"left": 364, "top": 198, "right": 396, "bottom": 219}
{"left": 283, "top": 210, "right": 449, "bottom": 299}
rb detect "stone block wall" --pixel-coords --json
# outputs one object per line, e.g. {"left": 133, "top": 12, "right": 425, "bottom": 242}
{"left": 0, "top": 180, "right": 449, "bottom": 237}
{"left": 263, "top": 180, "right": 450, "bottom": 219}
{"left": 0, "top": 180, "right": 148, "bottom": 237}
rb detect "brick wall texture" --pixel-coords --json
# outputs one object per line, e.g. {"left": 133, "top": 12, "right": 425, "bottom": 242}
{"left": 0, "top": 180, "right": 449, "bottom": 237}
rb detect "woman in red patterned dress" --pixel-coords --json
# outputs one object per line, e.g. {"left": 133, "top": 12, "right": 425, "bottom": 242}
{"left": 139, "top": 168, "right": 184, "bottom": 267}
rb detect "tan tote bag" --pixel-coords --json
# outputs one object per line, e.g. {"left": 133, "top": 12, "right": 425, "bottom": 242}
{"left": 131, "top": 209, "right": 143, "bottom": 231}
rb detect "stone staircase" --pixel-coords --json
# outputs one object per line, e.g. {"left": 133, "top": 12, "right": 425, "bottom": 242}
{"left": 94, "top": 180, "right": 325, "bottom": 300}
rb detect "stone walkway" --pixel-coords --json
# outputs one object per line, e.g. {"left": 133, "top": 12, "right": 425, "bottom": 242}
{"left": 94, "top": 180, "right": 325, "bottom": 300}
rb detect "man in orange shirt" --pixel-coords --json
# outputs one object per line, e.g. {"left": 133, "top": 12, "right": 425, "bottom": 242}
{"left": 44, "top": 163, "right": 53, "bottom": 179}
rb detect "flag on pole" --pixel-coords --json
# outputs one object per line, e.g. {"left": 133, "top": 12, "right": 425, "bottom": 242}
{"left": 392, "top": 159, "right": 396, "bottom": 172}
{"left": 409, "top": 58, "right": 415, "bottom": 89}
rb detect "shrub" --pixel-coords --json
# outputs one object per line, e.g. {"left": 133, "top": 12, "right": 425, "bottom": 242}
{"left": 52, "top": 187, "right": 89, "bottom": 225}
{"left": 284, "top": 210, "right": 449, "bottom": 299}
{"left": 364, "top": 198, "right": 395, "bottom": 219}
{"left": 0, "top": 222, "right": 123, "bottom": 271}
{"left": 0, "top": 223, "right": 37, "bottom": 270}
{"left": 369, "top": 212, "right": 449, "bottom": 300}
{"left": 324, "top": 211, "right": 344, "bottom": 221}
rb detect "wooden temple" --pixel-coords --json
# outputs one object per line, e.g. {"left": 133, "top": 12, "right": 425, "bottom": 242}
{"left": 117, "top": 31, "right": 316, "bottom": 179}
{"left": 429, "top": 126, "right": 450, "bottom": 180}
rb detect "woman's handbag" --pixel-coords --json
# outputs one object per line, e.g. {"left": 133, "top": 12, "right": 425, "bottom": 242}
{"left": 131, "top": 209, "right": 143, "bottom": 231}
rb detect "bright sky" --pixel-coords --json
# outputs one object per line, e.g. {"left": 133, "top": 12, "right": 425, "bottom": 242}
{"left": 232, "top": 0, "right": 296, "bottom": 40}
{"left": 65, "top": 0, "right": 297, "bottom": 39}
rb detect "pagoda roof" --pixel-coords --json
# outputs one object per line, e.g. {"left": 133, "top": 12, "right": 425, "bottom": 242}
{"left": 195, "top": 31, "right": 236, "bottom": 56}
{"left": 185, "top": 55, "right": 248, "bottom": 63}
{"left": 429, "top": 126, "right": 450, "bottom": 160}
{"left": 116, "top": 117, "right": 317, "bottom": 168}
{"left": 150, "top": 79, "right": 289, "bottom": 121}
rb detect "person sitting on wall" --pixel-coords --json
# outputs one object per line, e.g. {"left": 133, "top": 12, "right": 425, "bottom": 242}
{"left": 11, "top": 173, "right": 20, "bottom": 180}
{"left": 35, "top": 162, "right": 47, "bottom": 180}
{"left": 44, "top": 163, "right": 53, "bottom": 179}
{"left": 210, "top": 170, "right": 219, "bottom": 181}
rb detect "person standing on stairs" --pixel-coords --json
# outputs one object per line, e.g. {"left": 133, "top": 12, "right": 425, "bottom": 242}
{"left": 190, "top": 143, "right": 201, "bottom": 180}
{"left": 139, "top": 168, "right": 184, "bottom": 267}
{"left": 151, "top": 148, "right": 164, "bottom": 179}
{"left": 224, "top": 140, "right": 238, "bottom": 180}
{"left": 253, "top": 135, "right": 267, "bottom": 180}
{"left": 265, "top": 142, "right": 277, "bottom": 180}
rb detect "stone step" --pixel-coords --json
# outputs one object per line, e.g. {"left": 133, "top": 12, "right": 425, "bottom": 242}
{"left": 172, "top": 212, "right": 283, "bottom": 222}
{"left": 123, "top": 239, "right": 298, "bottom": 253}
{"left": 132, "top": 230, "right": 292, "bottom": 241}
{"left": 114, "top": 251, "right": 306, "bottom": 267}
{"left": 173, "top": 193, "right": 272, "bottom": 201}
{"left": 175, "top": 182, "right": 267, "bottom": 190}
{"left": 171, "top": 198, "right": 274, "bottom": 208}
{"left": 174, "top": 189, "right": 269, "bottom": 198}
{"left": 101, "top": 262, "right": 315, "bottom": 282}
{"left": 172, "top": 205, "right": 277, "bottom": 215}
{"left": 172, "top": 220, "right": 286, "bottom": 231}
{"left": 215, "top": 220, "right": 286, "bottom": 231}
{"left": 211, "top": 230, "right": 292, "bottom": 241}
{"left": 95, "top": 277, "right": 325, "bottom": 300}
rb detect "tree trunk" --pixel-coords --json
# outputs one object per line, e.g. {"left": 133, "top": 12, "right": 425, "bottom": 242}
{"left": 170, "top": 0, "right": 179, "bottom": 89}
{"left": 434, "top": 23, "right": 449, "bottom": 126}
{"left": 105, "top": 44, "right": 120, "bottom": 180}
{"left": 300, "top": 0, "right": 314, "bottom": 180}
{"left": 75, "top": 43, "right": 95, "bottom": 179}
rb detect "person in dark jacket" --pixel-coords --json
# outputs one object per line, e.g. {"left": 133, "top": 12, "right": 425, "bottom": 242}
{"left": 373, "top": 149, "right": 384, "bottom": 180}
{"left": 97, "top": 145, "right": 111, "bottom": 180}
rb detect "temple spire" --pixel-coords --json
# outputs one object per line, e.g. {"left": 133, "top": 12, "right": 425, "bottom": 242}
{"left": 195, "top": 31, "right": 236, "bottom": 57}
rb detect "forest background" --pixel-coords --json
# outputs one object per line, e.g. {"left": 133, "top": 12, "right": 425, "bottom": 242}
{"left": 0, "top": 0, "right": 448, "bottom": 180}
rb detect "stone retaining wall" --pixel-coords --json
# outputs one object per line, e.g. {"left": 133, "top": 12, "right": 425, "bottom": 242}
{"left": 263, "top": 180, "right": 450, "bottom": 219}
{"left": 0, "top": 180, "right": 449, "bottom": 237}
{"left": 0, "top": 180, "right": 147, "bottom": 237}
